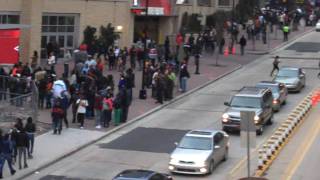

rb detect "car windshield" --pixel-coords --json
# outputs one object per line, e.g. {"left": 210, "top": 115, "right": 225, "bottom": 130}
{"left": 256, "top": 85, "right": 279, "bottom": 96}
{"left": 277, "top": 69, "right": 299, "bottom": 77}
{"left": 230, "top": 96, "right": 261, "bottom": 108}
{"left": 178, "top": 136, "right": 212, "bottom": 150}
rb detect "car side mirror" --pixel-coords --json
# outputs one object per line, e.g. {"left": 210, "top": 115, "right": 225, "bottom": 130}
{"left": 224, "top": 102, "right": 230, "bottom": 106}
{"left": 214, "top": 145, "right": 220, "bottom": 149}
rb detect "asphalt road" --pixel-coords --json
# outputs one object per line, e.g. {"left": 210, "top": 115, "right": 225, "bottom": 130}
{"left": 265, "top": 104, "right": 320, "bottom": 180}
{"left": 24, "top": 30, "right": 320, "bottom": 180}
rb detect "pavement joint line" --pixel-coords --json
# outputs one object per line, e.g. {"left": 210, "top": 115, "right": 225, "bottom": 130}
{"left": 254, "top": 90, "right": 315, "bottom": 177}
{"left": 17, "top": 61, "right": 244, "bottom": 180}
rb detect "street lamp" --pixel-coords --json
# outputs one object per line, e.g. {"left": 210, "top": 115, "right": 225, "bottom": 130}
{"left": 139, "top": 0, "right": 149, "bottom": 99}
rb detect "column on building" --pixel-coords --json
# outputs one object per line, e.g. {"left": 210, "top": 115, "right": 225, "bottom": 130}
{"left": 20, "top": 0, "right": 42, "bottom": 64}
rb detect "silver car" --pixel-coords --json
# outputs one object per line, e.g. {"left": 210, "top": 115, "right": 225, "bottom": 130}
{"left": 168, "top": 130, "right": 229, "bottom": 175}
{"left": 273, "top": 67, "right": 306, "bottom": 92}
{"left": 256, "top": 81, "right": 288, "bottom": 111}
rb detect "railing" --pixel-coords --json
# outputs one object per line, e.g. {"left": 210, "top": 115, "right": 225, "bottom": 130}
{"left": 0, "top": 75, "right": 38, "bottom": 131}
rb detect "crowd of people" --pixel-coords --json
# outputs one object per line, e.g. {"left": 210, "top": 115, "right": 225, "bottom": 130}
{"left": 0, "top": 117, "right": 36, "bottom": 179}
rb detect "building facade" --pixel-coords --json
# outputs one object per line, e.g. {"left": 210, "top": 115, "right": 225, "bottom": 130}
{"left": 0, "top": 0, "right": 236, "bottom": 63}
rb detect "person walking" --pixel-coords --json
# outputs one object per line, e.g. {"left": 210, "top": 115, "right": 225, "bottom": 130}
{"left": 16, "top": 128, "right": 29, "bottom": 169}
{"left": 51, "top": 100, "right": 64, "bottom": 134}
{"left": 0, "top": 133, "right": 16, "bottom": 178}
{"left": 25, "top": 117, "right": 36, "bottom": 158}
{"left": 270, "top": 56, "right": 280, "bottom": 76}
{"left": 76, "top": 94, "right": 88, "bottom": 129}
{"left": 239, "top": 35, "right": 247, "bottom": 56}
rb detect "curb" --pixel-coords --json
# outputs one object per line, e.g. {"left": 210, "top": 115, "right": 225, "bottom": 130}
{"left": 255, "top": 89, "right": 317, "bottom": 177}
{"left": 19, "top": 64, "right": 243, "bottom": 179}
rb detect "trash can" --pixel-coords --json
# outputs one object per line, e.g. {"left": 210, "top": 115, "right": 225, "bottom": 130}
{"left": 114, "top": 108, "right": 122, "bottom": 126}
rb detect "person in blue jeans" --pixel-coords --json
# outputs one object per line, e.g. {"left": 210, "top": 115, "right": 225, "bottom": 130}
{"left": 0, "top": 132, "right": 16, "bottom": 178}
{"left": 179, "top": 61, "right": 190, "bottom": 93}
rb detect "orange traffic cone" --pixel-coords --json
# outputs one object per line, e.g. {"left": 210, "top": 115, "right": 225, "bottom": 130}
{"left": 224, "top": 47, "right": 229, "bottom": 57}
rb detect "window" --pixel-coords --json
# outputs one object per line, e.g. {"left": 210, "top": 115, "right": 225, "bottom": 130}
{"left": 41, "top": 14, "right": 78, "bottom": 58}
{"left": 0, "top": 14, "right": 20, "bottom": 24}
{"left": 42, "top": 15, "right": 75, "bottom": 33}
{"left": 198, "top": 0, "right": 211, "bottom": 6}
{"left": 218, "top": 0, "right": 231, "bottom": 6}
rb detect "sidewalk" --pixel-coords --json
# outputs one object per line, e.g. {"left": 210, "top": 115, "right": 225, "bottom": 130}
{"left": 2, "top": 128, "right": 105, "bottom": 179}
{"left": 4, "top": 25, "right": 312, "bottom": 179}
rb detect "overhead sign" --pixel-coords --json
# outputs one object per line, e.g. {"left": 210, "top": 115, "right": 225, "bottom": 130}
{"left": 0, "top": 29, "right": 20, "bottom": 64}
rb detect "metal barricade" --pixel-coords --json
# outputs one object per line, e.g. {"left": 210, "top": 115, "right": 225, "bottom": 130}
{"left": 0, "top": 75, "right": 39, "bottom": 131}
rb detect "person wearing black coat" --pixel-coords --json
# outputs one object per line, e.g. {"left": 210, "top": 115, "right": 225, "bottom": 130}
{"left": 25, "top": 117, "right": 36, "bottom": 158}
{"left": 119, "top": 86, "right": 130, "bottom": 123}
{"left": 16, "top": 128, "right": 29, "bottom": 169}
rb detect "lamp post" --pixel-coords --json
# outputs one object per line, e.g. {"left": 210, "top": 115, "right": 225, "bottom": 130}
{"left": 139, "top": 0, "right": 149, "bottom": 99}
{"left": 229, "top": 0, "right": 235, "bottom": 54}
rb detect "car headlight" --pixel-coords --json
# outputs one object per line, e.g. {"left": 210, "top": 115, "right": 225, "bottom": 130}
{"left": 195, "top": 161, "right": 207, "bottom": 166}
{"left": 273, "top": 99, "right": 279, "bottom": 104}
{"left": 254, "top": 115, "right": 260, "bottom": 124}
{"left": 222, "top": 113, "right": 229, "bottom": 119}
{"left": 169, "top": 158, "right": 179, "bottom": 164}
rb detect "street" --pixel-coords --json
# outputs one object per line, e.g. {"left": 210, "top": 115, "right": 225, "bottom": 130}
{"left": 19, "top": 30, "right": 320, "bottom": 180}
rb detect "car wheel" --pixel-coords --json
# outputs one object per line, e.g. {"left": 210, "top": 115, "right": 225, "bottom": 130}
{"left": 208, "top": 160, "right": 215, "bottom": 174}
{"left": 222, "top": 127, "right": 228, "bottom": 133}
{"left": 223, "top": 148, "right": 228, "bottom": 161}
{"left": 267, "top": 116, "right": 274, "bottom": 125}
{"left": 257, "top": 126, "right": 264, "bottom": 135}
{"left": 282, "top": 100, "right": 286, "bottom": 105}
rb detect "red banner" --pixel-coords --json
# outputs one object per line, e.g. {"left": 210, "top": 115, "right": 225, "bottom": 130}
{"left": 0, "top": 29, "right": 20, "bottom": 64}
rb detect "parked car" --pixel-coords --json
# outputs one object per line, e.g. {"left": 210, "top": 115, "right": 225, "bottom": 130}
{"left": 256, "top": 81, "right": 288, "bottom": 111}
{"left": 273, "top": 67, "right": 306, "bottom": 92}
{"left": 168, "top": 130, "right": 229, "bottom": 175}
{"left": 222, "top": 87, "right": 274, "bottom": 135}
{"left": 113, "top": 169, "right": 173, "bottom": 180}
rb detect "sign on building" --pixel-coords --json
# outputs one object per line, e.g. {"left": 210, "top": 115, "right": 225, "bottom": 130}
{"left": 0, "top": 29, "right": 20, "bottom": 64}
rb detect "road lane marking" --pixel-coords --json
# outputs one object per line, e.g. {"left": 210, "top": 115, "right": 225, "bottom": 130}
{"left": 282, "top": 111, "right": 320, "bottom": 180}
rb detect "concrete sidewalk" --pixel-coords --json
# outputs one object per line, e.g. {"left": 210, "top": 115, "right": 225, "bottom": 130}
{"left": 2, "top": 128, "right": 105, "bottom": 179}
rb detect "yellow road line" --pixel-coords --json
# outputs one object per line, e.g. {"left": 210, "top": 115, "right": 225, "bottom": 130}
{"left": 282, "top": 111, "right": 320, "bottom": 180}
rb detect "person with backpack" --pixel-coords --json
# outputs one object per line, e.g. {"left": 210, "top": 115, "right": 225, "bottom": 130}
{"left": 102, "top": 94, "right": 113, "bottom": 128}
{"left": 51, "top": 99, "right": 64, "bottom": 134}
